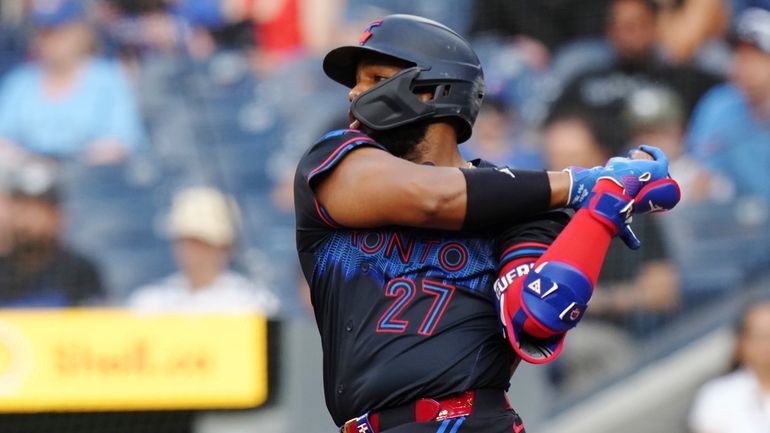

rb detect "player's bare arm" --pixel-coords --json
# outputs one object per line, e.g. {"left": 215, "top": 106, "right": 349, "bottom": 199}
{"left": 316, "top": 147, "right": 571, "bottom": 230}
{"left": 315, "top": 147, "right": 465, "bottom": 229}
{"left": 314, "top": 144, "right": 653, "bottom": 231}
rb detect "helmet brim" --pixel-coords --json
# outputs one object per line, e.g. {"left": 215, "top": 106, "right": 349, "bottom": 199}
{"left": 323, "top": 45, "right": 416, "bottom": 89}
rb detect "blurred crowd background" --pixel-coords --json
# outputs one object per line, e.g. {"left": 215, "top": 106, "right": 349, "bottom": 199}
{"left": 0, "top": 0, "right": 769, "bottom": 432}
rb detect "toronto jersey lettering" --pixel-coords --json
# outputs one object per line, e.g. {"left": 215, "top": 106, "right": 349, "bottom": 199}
{"left": 294, "top": 129, "right": 566, "bottom": 426}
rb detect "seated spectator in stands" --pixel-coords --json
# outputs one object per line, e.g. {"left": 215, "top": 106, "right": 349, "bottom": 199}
{"left": 730, "top": 0, "right": 770, "bottom": 24}
{"left": 542, "top": 110, "right": 680, "bottom": 392}
{"left": 687, "top": 7, "right": 770, "bottom": 202}
{"left": 0, "top": 0, "right": 145, "bottom": 164}
{"left": 656, "top": 0, "right": 728, "bottom": 64}
{"left": 550, "top": 0, "right": 720, "bottom": 142}
{"left": 459, "top": 96, "right": 544, "bottom": 169}
{"left": 0, "top": 160, "right": 105, "bottom": 307}
{"left": 624, "top": 85, "right": 734, "bottom": 202}
{"left": 689, "top": 294, "right": 770, "bottom": 433}
{"left": 128, "top": 187, "right": 280, "bottom": 315}
{"left": 0, "top": 143, "right": 29, "bottom": 255}
{"left": 469, "top": 0, "right": 613, "bottom": 51}
{"left": 98, "top": 0, "right": 222, "bottom": 62}
{"left": 0, "top": 20, "right": 27, "bottom": 78}
{"left": 345, "top": 0, "right": 473, "bottom": 40}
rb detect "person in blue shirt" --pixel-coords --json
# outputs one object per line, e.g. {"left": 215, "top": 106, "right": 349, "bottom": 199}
{"left": 0, "top": 0, "right": 146, "bottom": 164}
{"left": 687, "top": 7, "right": 770, "bottom": 201}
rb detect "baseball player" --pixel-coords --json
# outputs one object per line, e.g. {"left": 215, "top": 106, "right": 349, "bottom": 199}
{"left": 294, "top": 15, "right": 680, "bottom": 433}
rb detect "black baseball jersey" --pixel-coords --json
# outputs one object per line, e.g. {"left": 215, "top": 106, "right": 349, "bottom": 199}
{"left": 294, "top": 129, "right": 566, "bottom": 426}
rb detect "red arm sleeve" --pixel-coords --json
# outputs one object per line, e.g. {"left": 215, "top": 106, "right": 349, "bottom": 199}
{"left": 497, "top": 180, "right": 628, "bottom": 363}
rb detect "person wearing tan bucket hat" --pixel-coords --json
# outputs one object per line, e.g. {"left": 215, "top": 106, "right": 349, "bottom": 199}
{"left": 128, "top": 187, "right": 279, "bottom": 315}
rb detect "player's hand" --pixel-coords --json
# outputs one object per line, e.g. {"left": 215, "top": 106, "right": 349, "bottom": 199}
{"left": 618, "top": 145, "right": 681, "bottom": 214}
{"left": 564, "top": 165, "right": 603, "bottom": 208}
{"left": 619, "top": 176, "right": 681, "bottom": 250}
{"left": 582, "top": 177, "right": 642, "bottom": 249}
{"left": 600, "top": 147, "right": 680, "bottom": 249}
{"left": 600, "top": 145, "right": 670, "bottom": 197}
{"left": 563, "top": 145, "right": 668, "bottom": 208}
{"left": 632, "top": 178, "right": 681, "bottom": 214}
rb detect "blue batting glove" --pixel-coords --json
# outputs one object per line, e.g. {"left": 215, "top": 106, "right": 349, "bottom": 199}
{"left": 619, "top": 224, "right": 641, "bottom": 250}
{"left": 565, "top": 145, "right": 673, "bottom": 209}
{"left": 582, "top": 179, "right": 641, "bottom": 250}
{"left": 564, "top": 165, "right": 603, "bottom": 208}
{"left": 633, "top": 178, "right": 681, "bottom": 214}
{"left": 602, "top": 148, "right": 670, "bottom": 197}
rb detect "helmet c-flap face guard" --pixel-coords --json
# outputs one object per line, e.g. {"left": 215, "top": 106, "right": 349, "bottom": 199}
{"left": 323, "top": 14, "right": 485, "bottom": 143}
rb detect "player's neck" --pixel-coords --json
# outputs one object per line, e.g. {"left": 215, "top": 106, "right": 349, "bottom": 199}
{"left": 412, "top": 122, "right": 466, "bottom": 168}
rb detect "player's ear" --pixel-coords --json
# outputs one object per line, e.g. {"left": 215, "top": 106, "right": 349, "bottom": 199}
{"left": 412, "top": 84, "right": 437, "bottom": 102}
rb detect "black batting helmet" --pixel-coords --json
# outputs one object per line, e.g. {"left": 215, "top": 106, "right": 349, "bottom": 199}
{"left": 323, "top": 14, "right": 485, "bottom": 143}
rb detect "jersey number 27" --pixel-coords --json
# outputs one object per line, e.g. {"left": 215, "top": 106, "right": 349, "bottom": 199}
{"left": 376, "top": 278, "right": 456, "bottom": 336}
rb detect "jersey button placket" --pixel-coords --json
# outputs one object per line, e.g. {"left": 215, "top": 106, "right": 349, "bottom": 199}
{"left": 345, "top": 320, "right": 353, "bottom": 332}
{"left": 337, "top": 384, "right": 345, "bottom": 395}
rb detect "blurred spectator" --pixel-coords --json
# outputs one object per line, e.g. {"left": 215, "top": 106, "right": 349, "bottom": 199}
{"left": 624, "top": 85, "right": 735, "bottom": 202}
{"left": 550, "top": 0, "right": 720, "bottom": 143}
{"left": 345, "top": 0, "right": 474, "bottom": 39}
{"left": 542, "top": 110, "right": 680, "bottom": 391}
{"left": 687, "top": 7, "right": 770, "bottom": 202}
{"left": 460, "top": 97, "right": 544, "bottom": 169}
{"left": 128, "top": 187, "right": 280, "bottom": 315}
{"left": 0, "top": 0, "right": 146, "bottom": 164}
{"left": 731, "top": 0, "right": 770, "bottom": 22}
{"left": 542, "top": 108, "right": 628, "bottom": 170}
{"left": 117, "top": 3, "right": 194, "bottom": 56}
{"left": 656, "top": 0, "right": 729, "bottom": 64}
{"left": 0, "top": 144, "right": 31, "bottom": 255}
{"left": 0, "top": 159, "right": 105, "bottom": 307}
{"left": 222, "top": 0, "right": 343, "bottom": 71}
{"left": 0, "top": 19, "right": 27, "bottom": 78}
{"left": 689, "top": 294, "right": 770, "bottom": 433}
{"left": 469, "top": 0, "right": 613, "bottom": 51}
{"left": 102, "top": 0, "right": 343, "bottom": 73}
{"left": 98, "top": 0, "right": 227, "bottom": 62}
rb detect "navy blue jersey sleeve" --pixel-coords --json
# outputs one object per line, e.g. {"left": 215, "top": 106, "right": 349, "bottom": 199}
{"left": 294, "top": 129, "right": 386, "bottom": 232}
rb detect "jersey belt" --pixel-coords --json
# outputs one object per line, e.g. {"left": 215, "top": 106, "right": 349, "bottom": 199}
{"left": 341, "top": 389, "right": 509, "bottom": 433}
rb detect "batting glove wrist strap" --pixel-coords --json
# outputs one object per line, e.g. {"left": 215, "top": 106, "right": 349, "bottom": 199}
{"left": 564, "top": 165, "right": 602, "bottom": 209}
{"left": 583, "top": 179, "right": 633, "bottom": 235}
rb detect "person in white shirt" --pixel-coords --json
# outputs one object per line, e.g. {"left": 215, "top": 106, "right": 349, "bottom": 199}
{"left": 128, "top": 187, "right": 280, "bottom": 315}
{"left": 689, "top": 297, "right": 770, "bottom": 433}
